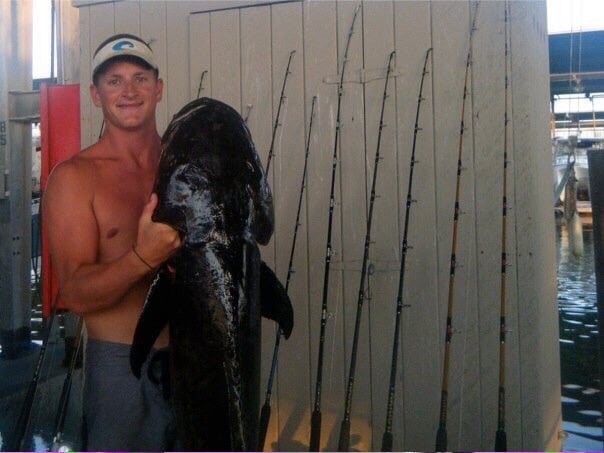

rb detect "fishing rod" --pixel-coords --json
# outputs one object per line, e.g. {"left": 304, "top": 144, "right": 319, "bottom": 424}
{"left": 50, "top": 316, "right": 84, "bottom": 452}
{"left": 495, "top": 1, "right": 510, "bottom": 450}
{"left": 243, "top": 104, "right": 253, "bottom": 124}
{"left": 196, "top": 70, "right": 208, "bottom": 99}
{"left": 309, "top": 5, "right": 360, "bottom": 451}
{"left": 265, "top": 50, "right": 296, "bottom": 174}
{"left": 381, "top": 47, "right": 432, "bottom": 453}
{"left": 337, "top": 50, "right": 396, "bottom": 452}
{"left": 257, "top": 95, "right": 317, "bottom": 451}
{"left": 435, "top": 3, "right": 480, "bottom": 451}
{"left": 6, "top": 293, "right": 61, "bottom": 452}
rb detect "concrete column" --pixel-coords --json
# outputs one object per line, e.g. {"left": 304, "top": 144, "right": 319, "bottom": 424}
{"left": 0, "top": 0, "right": 34, "bottom": 359}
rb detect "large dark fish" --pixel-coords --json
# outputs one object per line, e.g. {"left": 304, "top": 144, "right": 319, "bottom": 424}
{"left": 130, "top": 97, "right": 293, "bottom": 451}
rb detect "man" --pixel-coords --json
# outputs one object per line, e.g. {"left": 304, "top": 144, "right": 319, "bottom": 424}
{"left": 42, "top": 33, "right": 181, "bottom": 451}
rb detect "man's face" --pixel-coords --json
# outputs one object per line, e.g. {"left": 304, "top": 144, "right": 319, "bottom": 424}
{"left": 90, "top": 60, "right": 163, "bottom": 131}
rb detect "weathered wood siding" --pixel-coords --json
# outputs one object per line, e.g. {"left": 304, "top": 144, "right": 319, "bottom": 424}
{"left": 75, "top": 1, "right": 560, "bottom": 451}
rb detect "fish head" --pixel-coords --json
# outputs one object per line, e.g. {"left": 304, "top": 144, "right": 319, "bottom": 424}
{"left": 152, "top": 97, "right": 274, "bottom": 247}
{"left": 157, "top": 162, "right": 215, "bottom": 246}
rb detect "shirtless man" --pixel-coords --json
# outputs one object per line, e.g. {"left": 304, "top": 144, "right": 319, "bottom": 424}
{"left": 42, "top": 34, "right": 181, "bottom": 450}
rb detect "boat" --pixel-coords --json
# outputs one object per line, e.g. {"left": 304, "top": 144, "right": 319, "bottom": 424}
{"left": 553, "top": 136, "right": 603, "bottom": 227}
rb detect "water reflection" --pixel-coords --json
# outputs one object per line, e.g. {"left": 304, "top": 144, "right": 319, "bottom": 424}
{"left": 557, "top": 226, "right": 603, "bottom": 451}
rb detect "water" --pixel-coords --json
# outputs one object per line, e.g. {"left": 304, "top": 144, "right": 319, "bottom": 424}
{"left": 557, "top": 226, "right": 604, "bottom": 451}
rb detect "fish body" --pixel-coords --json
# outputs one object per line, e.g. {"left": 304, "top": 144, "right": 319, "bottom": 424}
{"left": 130, "top": 97, "right": 293, "bottom": 451}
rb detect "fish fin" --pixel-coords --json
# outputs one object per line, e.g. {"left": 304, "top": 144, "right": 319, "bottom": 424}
{"left": 260, "top": 261, "right": 293, "bottom": 338}
{"left": 130, "top": 267, "right": 172, "bottom": 378}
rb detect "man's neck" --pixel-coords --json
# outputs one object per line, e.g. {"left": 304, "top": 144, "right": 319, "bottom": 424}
{"left": 100, "top": 123, "right": 161, "bottom": 168}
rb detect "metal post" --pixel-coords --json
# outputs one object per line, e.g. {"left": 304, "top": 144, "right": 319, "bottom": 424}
{"left": 587, "top": 149, "right": 604, "bottom": 436}
{"left": 0, "top": 0, "right": 35, "bottom": 359}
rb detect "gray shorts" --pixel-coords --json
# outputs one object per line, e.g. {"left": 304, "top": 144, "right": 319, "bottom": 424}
{"left": 83, "top": 339, "right": 177, "bottom": 451}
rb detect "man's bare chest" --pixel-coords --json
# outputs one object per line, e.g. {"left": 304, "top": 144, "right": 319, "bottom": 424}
{"left": 93, "top": 174, "right": 152, "bottom": 259}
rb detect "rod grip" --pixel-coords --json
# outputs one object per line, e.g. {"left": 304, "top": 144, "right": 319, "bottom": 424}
{"left": 435, "top": 426, "right": 447, "bottom": 451}
{"left": 309, "top": 410, "right": 321, "bottom": 451}
{"left": 337, "top": 419, "right": 350, "bottom": 451}
{"left": 381, "top": 431, "right": 393, "bottom": 452}
{"left": 495, "top": 429, "right": 507, "bottom": 452}
{"left": 257, "top": 402, "right": 271, "bottom": 451}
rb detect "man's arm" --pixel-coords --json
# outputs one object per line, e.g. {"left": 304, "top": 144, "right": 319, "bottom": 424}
{"left": 42, "top": 159, "right": 180, "bottom": 315}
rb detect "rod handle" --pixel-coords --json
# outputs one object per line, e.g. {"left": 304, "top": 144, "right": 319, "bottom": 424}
{"left": 337, "top": 419, "right": 350, "bottom": 452}
{"left": 309, "top": 410, "right": 321, "bottom": 451}
{"left": 495, "top": 429, "right": 507, "bottom": 452}
{"left": 381, "top": 431, "right": 393, "bottom": 452}
{"left": 435, "top": 426, "right": 447, "bottom": 451}
{"left": 257, "top": 402, "right": 271, "bottom": 451}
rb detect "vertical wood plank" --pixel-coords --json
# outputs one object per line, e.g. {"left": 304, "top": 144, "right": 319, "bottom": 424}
{"left": 166, "top": 2, "right": 197, "bottom": 119}
{"left": 334, "top": 1, "right": 369, "bottom": 450}
{"left": 114, "top": 0, "right": 140, "bottom": 35}
{"left": 87, "top": 2, "right": 115, "bottom": 146}
{"left": 496, "top": 3, "right": 523, "bottom": 449}
{"left": 239, "top": 6, "right": 272, "bottom": 189}
{"left": 456, "top": 0, "right": 482, "bottom": 447}
{"left": 425, "top": 1, "right": 467, "bottom": 450}
{"left": 470, "top": 2, "right": 516, "bottom": 449}
{"left": 239, "top": 8, "right": 277, "bottom": 449}
{"left": 189, "top": 13, "right": 212, "bottom": 102}
{"left": 431, "top": 1, "right": 481, "bottom": 449}
{"left": 268, "top": 3, "right": 309, "bottom": 450}
{"left": 141, "top": 1, "right": 168, "bottom": 133}
{"left": 459, "top": 1, "right": 483, "bottom": 447}
{"left": 357, "top": 1, "right": 397, "bottom": 450}
{"left": 241, "top": 6, "right": 274, "bottom": 177}
{"left": 241, "top": 3, "right": 277, "bottom": 284}
{"left": 509, "top": 1, "right": 561, "bottom": 450}
{"left": 209, "top": 9, "right": 241, "bottom": 109}
{"left": 391, "top": 2, "right": 439, "bottom": 451}
{"left": 302, "top": 1, "right": 342, "bottom": 451}
{"left": 240, "top": 4, "right": 275, "bottom": 449}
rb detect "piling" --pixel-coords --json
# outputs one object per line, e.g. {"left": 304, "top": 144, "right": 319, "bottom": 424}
{"left": 564, "top": 164, "right": 584, "bottom": 257}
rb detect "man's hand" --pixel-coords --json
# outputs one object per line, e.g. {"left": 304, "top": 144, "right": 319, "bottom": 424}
{"left": 134, "top": 193, "right": 182, "bottom": 268}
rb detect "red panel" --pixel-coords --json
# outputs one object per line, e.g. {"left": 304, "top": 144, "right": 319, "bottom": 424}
{"left": 40, "top": 84, "right": 80, "bottom": 318}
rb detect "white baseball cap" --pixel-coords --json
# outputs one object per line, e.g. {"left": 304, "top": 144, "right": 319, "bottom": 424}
{"left": 92, "top": 33, "right": 158, "bottom": 80}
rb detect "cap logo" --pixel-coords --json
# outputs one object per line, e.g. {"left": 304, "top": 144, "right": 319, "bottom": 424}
{"left": 112, "top": 40, "right": 135, "bottom": 51}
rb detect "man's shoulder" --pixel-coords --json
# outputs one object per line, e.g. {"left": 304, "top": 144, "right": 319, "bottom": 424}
{"left": 46, "top": 145, "right": 99, "bottom": 194}
{"left": 51, "top": 152, "right": 90, "bottom": 177}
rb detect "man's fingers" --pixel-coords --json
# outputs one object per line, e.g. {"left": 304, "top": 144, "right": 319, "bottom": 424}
{"left": 138, "top": 193, "right": 182, "bottom": 258}
{"left": 142, "top": 193, "right": 158, "bottom": 219}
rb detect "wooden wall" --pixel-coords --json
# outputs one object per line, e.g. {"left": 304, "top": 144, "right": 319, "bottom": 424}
{"left": 75, "top": 1, "right": 561, "bottom": 451}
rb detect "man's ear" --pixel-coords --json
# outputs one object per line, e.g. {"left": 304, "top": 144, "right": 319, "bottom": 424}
{"left": 90, "top": 83, "right": 102, "bottom": 108}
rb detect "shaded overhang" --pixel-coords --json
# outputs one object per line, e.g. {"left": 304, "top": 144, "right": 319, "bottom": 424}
{"left": 549, "top": 30, "right": 604, "bottom": 128}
